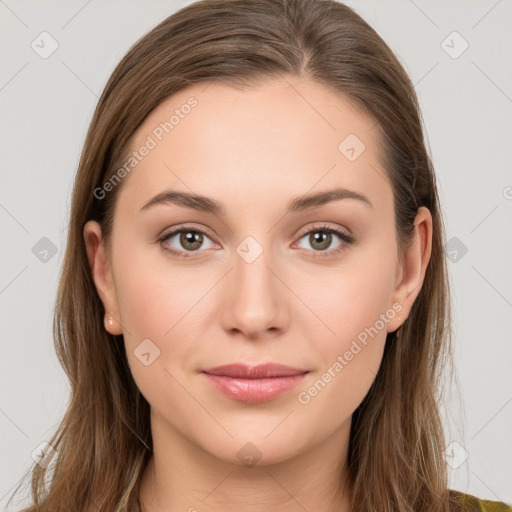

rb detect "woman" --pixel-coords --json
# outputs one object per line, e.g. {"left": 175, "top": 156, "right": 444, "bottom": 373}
{"left": 8, "top": 0, "right": 511, "bottom": 510}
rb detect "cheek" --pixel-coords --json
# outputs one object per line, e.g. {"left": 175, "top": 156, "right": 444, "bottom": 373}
{"left": 110, "top": 245, "right": 180, "bottom": 375}
{"left": 302, "top": 252, "right": 397, "bottom": 348}
{"left": 113, "top": 237, "right": 205, "bottom": 338}
{"left": 114, "top": 268, "right": 170, "bottom": 340}
{"left": 293, "top": 275, "right": 392, "bottom": 433}
{"left": 295, "top": 247, "right": 397, "bottom": 404}
{"left": 112, "top": 245, "right": 218, "bottom": 392}
{"left": 304, "top": 276, "right": 390, "bottom": 388}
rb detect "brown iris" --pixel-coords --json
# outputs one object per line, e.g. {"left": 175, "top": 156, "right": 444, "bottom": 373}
{"left": 309, "top": 231, "right": 332, "bottom": 251}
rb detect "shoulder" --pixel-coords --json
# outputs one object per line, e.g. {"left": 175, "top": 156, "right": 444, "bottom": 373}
{"left": 449, "top": 489, "right": 512, "bottom": 512}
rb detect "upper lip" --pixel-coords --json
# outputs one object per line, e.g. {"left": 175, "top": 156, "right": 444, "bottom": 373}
{"left": 201, "top": 363, "right": 309, "bottom": 379}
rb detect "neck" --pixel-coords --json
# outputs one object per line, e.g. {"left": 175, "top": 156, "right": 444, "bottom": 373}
{"left": 138, "top": 412, "right": 353, "bottom": 512}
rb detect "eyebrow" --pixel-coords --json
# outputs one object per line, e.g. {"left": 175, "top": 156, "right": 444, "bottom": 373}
{"left": 139, "top": 186, "right": 373, "bottom": 216}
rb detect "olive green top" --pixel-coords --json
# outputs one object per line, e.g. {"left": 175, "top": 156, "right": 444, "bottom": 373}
{"left": 450, "top": 490, "right": 512, "bottom": 511}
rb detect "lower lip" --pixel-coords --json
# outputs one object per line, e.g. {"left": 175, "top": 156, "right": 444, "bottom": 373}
{"left": 201, "top": 372, "right": 308, "bottom": 403}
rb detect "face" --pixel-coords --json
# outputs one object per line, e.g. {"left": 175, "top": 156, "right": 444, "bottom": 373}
{"left": 84, "top": 75, "right": 431, "bottom": 467}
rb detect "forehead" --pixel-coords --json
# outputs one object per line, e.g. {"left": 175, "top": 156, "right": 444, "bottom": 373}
{"left": 115, "top": 76, "right": 391, "bottom": 217}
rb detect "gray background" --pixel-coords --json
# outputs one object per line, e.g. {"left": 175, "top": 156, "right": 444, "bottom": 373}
{"left": 1, "top": 0, "right": 511, "bottom": 508}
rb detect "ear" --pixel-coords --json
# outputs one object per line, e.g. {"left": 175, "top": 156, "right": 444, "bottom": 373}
{"left": 83, "top": 220, "right": 123, "bottom": 335}
{"left": 386, "top": 206, "right": 433, "bottom": 333}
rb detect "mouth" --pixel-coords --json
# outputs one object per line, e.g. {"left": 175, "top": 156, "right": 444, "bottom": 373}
{"left": 200, "top": 363, "right": 310, "bottom": 403}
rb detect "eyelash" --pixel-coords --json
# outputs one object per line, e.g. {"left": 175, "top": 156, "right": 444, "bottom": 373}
{"left": 158, "top": 224, "right": 354, "bottom": 259}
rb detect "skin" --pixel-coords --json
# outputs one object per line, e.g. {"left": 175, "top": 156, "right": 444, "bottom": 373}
{"left": 84, "top": 75, "right": 432, "bottom": 512}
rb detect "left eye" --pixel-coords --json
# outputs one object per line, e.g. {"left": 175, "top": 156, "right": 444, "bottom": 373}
{"left": 295, "top": 226, "right": 353, "bottom": 255}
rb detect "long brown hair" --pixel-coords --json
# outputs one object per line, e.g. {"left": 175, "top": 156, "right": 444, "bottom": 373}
{"left": 8, "top": 0, "right": 454, "bottom": 510}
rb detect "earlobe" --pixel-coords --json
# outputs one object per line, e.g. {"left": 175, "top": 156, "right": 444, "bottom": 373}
{"left": 387, "top": 207, "right": 433, "bottom": 333}
{"left": 83, "top": 220, "right": 123, "bottom": 335}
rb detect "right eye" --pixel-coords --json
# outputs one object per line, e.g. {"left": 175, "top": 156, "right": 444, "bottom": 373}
{"left": 158, "top": 226, "right": 216, "bottom": 258}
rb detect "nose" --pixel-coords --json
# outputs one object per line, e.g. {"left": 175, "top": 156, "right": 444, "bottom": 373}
{"left": 220, "top": 245, "right": 289, "bottom": 340}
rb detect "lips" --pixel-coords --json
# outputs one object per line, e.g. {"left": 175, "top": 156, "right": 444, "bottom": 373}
{"left": 202, "top": 363, "right": 309, "bottom": 378}
{"left": 201, "top": 363, "right": 309, "bottom": 403}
